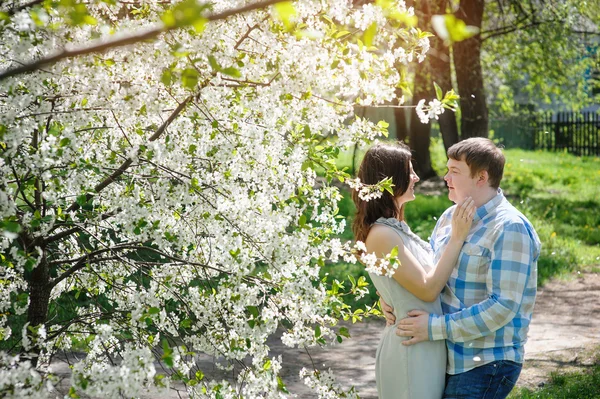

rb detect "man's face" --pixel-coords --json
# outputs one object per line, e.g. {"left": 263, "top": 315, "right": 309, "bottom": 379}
{"left": 444, "top": 158, "right": 479, "bottom": 203}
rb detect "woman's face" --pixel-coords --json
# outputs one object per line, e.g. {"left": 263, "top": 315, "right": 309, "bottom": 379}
{"left": 395, "top": 162, "right": 420, "bottom": 206}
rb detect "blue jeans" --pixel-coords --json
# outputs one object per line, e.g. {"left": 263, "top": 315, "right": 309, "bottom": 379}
{"left": 443, "top": 360, "right": 522, "bottom": 399}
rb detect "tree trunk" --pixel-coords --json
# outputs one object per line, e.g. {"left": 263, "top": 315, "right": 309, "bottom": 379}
{"left": 407, "top": 0, "right": 438, "bottom": 179}
{"left": 428, "top": 23, "right": 459, "bottom": 151}
{"left": 410, "top": 61, "right": 436, "bottom": 180}
{"left": 394, "top": 87, "right": 408, "bottom": 142}
{"left": 26, "top": 246, "right": 51, "bottom": 367}
{"left": 453, "top": 0, "right": 488, "bottom": 138}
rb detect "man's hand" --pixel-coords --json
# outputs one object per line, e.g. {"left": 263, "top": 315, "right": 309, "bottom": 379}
{"left": 378, "top": 292, "right": 396, "bottom": 326}
{"left": 396, "top": 310, "right": 430, "bottom": 346}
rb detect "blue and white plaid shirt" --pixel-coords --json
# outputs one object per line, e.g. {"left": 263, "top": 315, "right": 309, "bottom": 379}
{"left": 428, "top": 189, "right": 541, "bottom": 374}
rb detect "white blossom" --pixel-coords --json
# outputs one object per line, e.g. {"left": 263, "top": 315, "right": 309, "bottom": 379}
{"left": 0, "top": 0, "right": 431, "bottom": 397}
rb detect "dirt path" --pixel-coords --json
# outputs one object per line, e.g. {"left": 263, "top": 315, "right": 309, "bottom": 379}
{"left": 269, "top": 271, "right": 600, "bottom": 397}
{"left": 516, "top": 271, "right": 600, "bottom": 390}
{"left": 49, "top": 272, "right": 600, "bottom": 398}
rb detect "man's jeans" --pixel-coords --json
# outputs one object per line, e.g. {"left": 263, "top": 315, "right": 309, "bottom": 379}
{"left": 443, "top": 360, "right": 522, "bottom": 399}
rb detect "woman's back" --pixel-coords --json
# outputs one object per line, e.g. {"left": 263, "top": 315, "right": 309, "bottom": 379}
{"left": 368, "top": 217, "right": 446, "bottom": 399}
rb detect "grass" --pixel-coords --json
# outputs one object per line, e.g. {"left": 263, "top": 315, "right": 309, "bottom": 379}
{"left": 502, "top": 149, "right": 600, "bottom": 283}
{"left": 322, "top": 139, "right": 600, "bottom": 306}
{"left": 509, "top": 365, "right": 600, "bottom": 399}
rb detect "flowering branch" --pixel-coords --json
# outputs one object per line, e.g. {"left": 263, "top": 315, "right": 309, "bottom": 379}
{"left": 65, "top": 94, "right": 193, "bottom": 213}
{"left": 0, "top": 0, "right": 285, "bottom": 81}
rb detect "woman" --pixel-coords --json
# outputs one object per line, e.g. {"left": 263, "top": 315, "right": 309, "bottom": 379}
{"left": 352, "top": 143, "right": 475, "bottom": 399}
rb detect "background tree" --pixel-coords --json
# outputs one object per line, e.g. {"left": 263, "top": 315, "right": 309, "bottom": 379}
{"left": 408, "top": 0, "right": 460, "bottom": 178}
{"left": 399, "top": 0, "right": 598, "bottom": 179}
{"left": 481, "top": 0, "right": 599, "bottom": 117}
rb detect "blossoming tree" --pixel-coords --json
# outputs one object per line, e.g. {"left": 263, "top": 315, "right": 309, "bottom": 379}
{"left": 0, "top": 0, "right": 455, "bottom": 397}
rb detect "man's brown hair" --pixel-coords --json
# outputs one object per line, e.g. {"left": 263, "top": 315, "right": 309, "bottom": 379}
{"left": 447, "top": 138, "right": 505, "bottom": 189}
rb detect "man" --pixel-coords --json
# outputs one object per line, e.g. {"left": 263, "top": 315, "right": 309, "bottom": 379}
{"left": 382, "top": 138, "right": 541, "bottom": 399}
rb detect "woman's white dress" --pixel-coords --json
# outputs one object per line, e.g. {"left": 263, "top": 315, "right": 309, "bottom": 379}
{"left": 368, "top": 217, "right": 446, "bottom": 399}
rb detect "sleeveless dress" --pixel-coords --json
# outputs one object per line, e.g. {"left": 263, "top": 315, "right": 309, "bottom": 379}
{"left": 369, "top": 217, "right": 446, "bottom": 399}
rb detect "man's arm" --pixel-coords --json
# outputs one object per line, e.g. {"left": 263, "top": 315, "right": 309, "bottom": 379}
{"left": 398, "top": 222, "right": 535, "bottom": 344}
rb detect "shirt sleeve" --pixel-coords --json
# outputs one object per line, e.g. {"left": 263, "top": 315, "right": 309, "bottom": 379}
{"left": 429, "top": 222, "right": 535, "bottom": 342}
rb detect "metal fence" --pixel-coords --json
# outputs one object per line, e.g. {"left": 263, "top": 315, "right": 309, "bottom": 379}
{"left": 492, "top": 111, "right": 600, "bottom": 156}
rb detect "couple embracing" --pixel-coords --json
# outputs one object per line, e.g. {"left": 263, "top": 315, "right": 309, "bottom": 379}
{"left": 352, "top": 138, "right": 541, "bottom": 399}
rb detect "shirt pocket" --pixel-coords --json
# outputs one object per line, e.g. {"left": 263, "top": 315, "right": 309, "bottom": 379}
{"left": 459, "top": 242, "right": 491, "bottom": 284}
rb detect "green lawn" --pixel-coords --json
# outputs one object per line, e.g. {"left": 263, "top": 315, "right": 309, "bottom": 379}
{"left": 509, "top": 364, "right": 600, "bottom": 399}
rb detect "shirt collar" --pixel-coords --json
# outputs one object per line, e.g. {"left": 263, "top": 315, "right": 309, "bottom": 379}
{"left": 474, "top": 188, "right": 504, "bottom": 222}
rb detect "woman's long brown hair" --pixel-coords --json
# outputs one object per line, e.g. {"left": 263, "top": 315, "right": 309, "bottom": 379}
{"left": 352, "top": 143, "right": 412, "bottom": 243}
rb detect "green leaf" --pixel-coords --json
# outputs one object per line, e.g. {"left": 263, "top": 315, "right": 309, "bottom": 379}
{"left": 277, "top": 376, "right": 289, "bottom": 393}
{"left": 180, "top": 319, "right": 192, "bottom": 328}
{"left": 335, "top": 30, "right": 350, "bottom": 39}
{"left": 348, "top": 274, "right": 356, "bottom": 288}
{"left": 363, "top": 23, "right": 377, "bottom": 48}
{"left": 247, "top": 305, "right": 259, "bottom": 318}
{"left": 377, "top": 120, "right": 389, "bottom": 129}
{"left": 161, "top": 69, "right": 173, "bottom": 86}
{"left": 314, "top": 324, "right": 321, "bottom": 338}
{"left": 162, "top": 339, "right": 174, "bottom": 367}
{"left": 263, "top": 359, "right": 271, "bottom": 371}
{"left": 148, "top": 307, "right": 160, "bottom": 315}
{"left": 221, "top": 67, "right": 241, "bottom": 78}
{"left": 76, "top": 194, "right": 89, "bottom": 207}
{"left": 298, "top": 214, "right": 307, "bottom": 227}
{"left": 24, "top": 257, "right": 37, "bottom": 273}
{"left": 434, "top": 82, "right": 443, "bottom": 101}
{"left": 431, "top": 14, "right": 479, "bottom": 44}
{"left": 68, "top": 386, "right": 80, "bottom": 398}
{"left": 181, "top": 68, "right": 199, "bottom": 89}
{"left": 376, "top": 0, "right": 417, "bottom": 26}
{"left": 273, "top": 1, "right": 297, "bottom": 31}
{"left": 357, "top": 275, "right": 369, "bottom": 288}
{"left": 208, "top": 55, "right": 220, "bottom": 71}
{"left": 161, "top": 10, "right": 176, "bottom": 27}
{"left": 192, "top": 17, "right": 207, "bottom": 34}
{"left": 161, "top": 0, "right": 210, "bottom": 30}
{"left": 339, "top": 327, "right": 350, "bottom": 338}
{"left": 389, "top": 245, "right": 398, "bottom": 259}
{"left": 0, "top": 220, "right": 22, "bottom": 234}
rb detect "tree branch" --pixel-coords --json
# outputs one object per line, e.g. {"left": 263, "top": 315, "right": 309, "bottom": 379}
{"left": 44, "top": 210, "right": 118, "bottom": 245}
{"left": 481, "top": 20, "right": 555, "bottom": 41}
{"left": 49, "top": 243, "right": 142, "bottom": 288}
{"left": 0, "top": 0, "right": 285, "bottom": 81}
{"left": 64, "top": 94, "right": 193, "bottom": 213}
{"left": 3, "top": 0, "right": 44, "bottom": 16}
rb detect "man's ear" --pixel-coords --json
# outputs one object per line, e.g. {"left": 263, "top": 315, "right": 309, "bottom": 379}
{"left": 476, "top": 170, "right": 489, "bottom": 187}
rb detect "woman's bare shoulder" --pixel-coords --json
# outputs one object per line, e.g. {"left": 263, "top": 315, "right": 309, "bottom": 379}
{"left": 365, "top": 223, "right": 405, "bottom": 255}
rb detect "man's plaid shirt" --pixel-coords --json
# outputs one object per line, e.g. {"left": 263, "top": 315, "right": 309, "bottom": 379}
{"left": 428, "top": 189, "right": 541, "bottom": 374}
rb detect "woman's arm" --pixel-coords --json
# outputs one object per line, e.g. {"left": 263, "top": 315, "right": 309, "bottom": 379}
{"left": 365, "top": 198, "right": 475, "bottom": 302}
